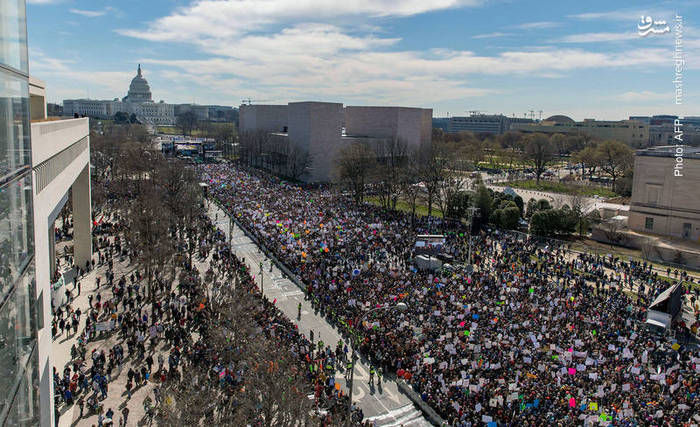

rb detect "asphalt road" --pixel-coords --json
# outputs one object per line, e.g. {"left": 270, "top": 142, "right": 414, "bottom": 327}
{"left": 207, "top": 202, "right": 432, "bottom": 427}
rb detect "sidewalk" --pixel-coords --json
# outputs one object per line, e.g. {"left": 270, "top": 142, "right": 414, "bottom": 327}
{"left": 53, "top": 220, "right": 215, "bottom": 427}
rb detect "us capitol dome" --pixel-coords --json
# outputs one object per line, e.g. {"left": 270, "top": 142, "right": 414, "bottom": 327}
{"left": 122, "top": 64, "right": 153, "bottom": 103}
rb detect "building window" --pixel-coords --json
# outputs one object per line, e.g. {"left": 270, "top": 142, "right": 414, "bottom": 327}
{"left": 645, "top": 217, "right": 654, "bottom": 230}
{"left": 0, "top": 0, "right": 28, "bottom": 73}
{"left": 0, "top": 69, "right": 32, "bottom": 179}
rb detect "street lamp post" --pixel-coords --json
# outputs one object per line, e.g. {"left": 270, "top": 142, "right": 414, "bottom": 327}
{"left": 346, "top": 302, "right": 408, "bottom": 427}
{"left": 259, "top": 261, "right": 264, "bottom": 295}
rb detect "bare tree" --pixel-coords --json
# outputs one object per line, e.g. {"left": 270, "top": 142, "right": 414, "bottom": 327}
{"left": 374, "top": 138, "right": 408, "bottom": 209}
{"left": 601, "top": 220, "right": 623, "bottom": 248}
{"left": 400, "top": 148, "right": 422, "bottom": 225}
{"left": 568, "top": 192, "right": 596, "bottom": 236}
{"left": 524, "top": 133, "right": 555, "bottom": 184}
{"left": 176, "top": 111, "right": 198, "bottom": 136}
{"left": 417, "top": 142, "right": 450, "bottom": 217}
{"left": 157, "top": 276, "right": 317, "bottom": 426}
{"left": 124, "top": 184, "right": 174, "bottom": 301}
{"left": 284, "top": 143, "right": 312, "bottom": 181}
{"left": 335, "top": 141, "right": 377, "bottom": 203}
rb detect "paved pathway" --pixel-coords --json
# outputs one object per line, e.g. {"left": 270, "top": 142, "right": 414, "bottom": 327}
{"left": 207, "top": 201, "right": 432, "bottom": 426}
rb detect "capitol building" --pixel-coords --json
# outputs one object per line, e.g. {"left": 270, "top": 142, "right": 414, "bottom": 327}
{"left": 63, "top": 64, "right": 176, "bottom": 125}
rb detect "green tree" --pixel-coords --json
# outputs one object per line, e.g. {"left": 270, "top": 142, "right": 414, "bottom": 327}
{"left": 500, "top": 206, "right": 521, "bottom": 229}
{"left": 474, "top": 184, "right": 492, "bottom": 230}
{"left": 596, "top": 140, "right": 633, "bottom": 188}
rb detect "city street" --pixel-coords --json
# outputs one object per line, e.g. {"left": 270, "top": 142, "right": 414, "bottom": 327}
{"left": 207, "top": 202, "right": 433, "bottom": 426}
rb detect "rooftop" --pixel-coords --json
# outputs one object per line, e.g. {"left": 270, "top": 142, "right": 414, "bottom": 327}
{"left": 636, "top": 145, "right": 700, "bottom": 159}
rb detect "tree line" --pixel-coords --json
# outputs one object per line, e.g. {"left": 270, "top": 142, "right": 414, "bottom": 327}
{"left": 90, "top": 123, "right": 206, "bottom": 300}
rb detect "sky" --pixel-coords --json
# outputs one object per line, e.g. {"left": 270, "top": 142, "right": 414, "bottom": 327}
{"left": 26, "top": 0, "right": 700, "bottom": 120}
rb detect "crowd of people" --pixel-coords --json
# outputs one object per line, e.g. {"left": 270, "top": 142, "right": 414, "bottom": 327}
{"left": 203, "top": 162, "right": 700, "bottom": 426}
{"left": 52, "top": 202, "right": 360, "bottom": 425}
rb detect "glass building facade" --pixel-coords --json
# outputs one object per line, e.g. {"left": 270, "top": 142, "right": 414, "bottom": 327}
{"left": 0, "top": 0, "right": 40, "bottom": 425}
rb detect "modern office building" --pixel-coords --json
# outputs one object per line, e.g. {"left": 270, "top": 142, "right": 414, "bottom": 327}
{"left": 511, "top": 115, "right": 650, "bottom": 146}
{"left": 1, "top": 1, "right": 40, "bottom": 425}
{"left": 2, "top": 3, "right": 91, "bottom": 426}
{"left": 239, "top": 102, "right": 432, "bottom": 182}
{"left": 432, "top": 117, "right": 449, "bottom": 131}
{"left": 441, "top": 114, "right": 534, "bottom": 135}
{"left": 628, "top": 146, "right": 700, "bottom": 242}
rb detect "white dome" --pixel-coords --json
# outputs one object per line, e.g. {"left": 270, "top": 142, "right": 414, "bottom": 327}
{"left": 123, "top": 64, "right": 152, "bottom": 103}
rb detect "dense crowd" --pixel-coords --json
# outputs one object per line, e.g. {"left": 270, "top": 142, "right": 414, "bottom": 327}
{"left": 52, "top": 205, "right": 357, "bottom": 426}
{"left": 203, "top": 163, "right": 700, "bottom": 426}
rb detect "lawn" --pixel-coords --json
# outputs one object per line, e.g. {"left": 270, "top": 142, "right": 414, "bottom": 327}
{"left": 502, "top": 179, "right": 618, "bottom": 198}
{"left": 365, "top": 196, "right": 444, "bottom": 218}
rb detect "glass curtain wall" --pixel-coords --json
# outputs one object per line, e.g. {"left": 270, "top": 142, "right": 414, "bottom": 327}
{"left": 0, "top": 0, "right": 40, "bottom": 425}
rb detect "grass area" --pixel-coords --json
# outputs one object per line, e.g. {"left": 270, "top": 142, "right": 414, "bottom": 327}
{"left": 502, "top": 180, "right": 618, "bottom": 198}
{"left": 365, "top": 196, "right": 444, "bottom": 218}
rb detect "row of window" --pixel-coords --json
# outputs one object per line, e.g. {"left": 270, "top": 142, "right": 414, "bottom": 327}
{"left": 1, "top": 7, "right": 40, "bottom": 420}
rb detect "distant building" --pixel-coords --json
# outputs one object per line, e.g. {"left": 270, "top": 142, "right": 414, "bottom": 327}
{"left": 511, "top": 115, "right": 649, "bottom": 146}
{"left": 175, "top": 103, "right": 210, "bottom": 121}
{"left": 628, "top": 145, "right": 700, "bottom": 242}
{"left": 432, "top": 117, "right": 449, "bottom": 131}
{"left": 630, "top": 115, "right": 700, "bottom": 146}
{"left": 63, "top": 65, "right": 175, "bottom": 125}
{"left": 444, "top": 114, "right": 534, "bottom": 134}
{"left": 240, "top": 102, "right": 432, "bottom": 182}
{"left": 46, "top": 102, "right": 62, "bottom": 116}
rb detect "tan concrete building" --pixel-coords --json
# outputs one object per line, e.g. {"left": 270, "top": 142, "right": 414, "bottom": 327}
{"left": 239, "top": 102, "right": 432, "bottom": 182}
{"left": 511, "top": 115, "right": 649, "bottom": 146}
{"left": 628, "top": 146, "right": 700, "bottom": 242}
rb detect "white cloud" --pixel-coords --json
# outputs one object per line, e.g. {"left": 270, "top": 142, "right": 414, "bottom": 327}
{"left": 69, "top": 7, "right": 119, "bottom": 18}
{"left": 472, "top": 32, "right": 512, "bottom": 39}
{"left": 29, "top": 49, "right": 133, "bottom": 99}
{"left": 616, "top": 91, "right": 670, "bottom": 102}
{"left": 513, "top": 21, "right": 560, "bottom": 30}
{"left": 117, "top": 0, "right": 481, "bottom": 42}
{"left": 568, "top": 9, "right": 672, "bottom": 21}
{"left": 69, "top": 8, "right": 106, "bottom": 17}
{"left": 559, "top": 32, "right": 639, "bottom": 43}
{"left": 137, "top": 41, "right": 670, "bottom": 107}
{"left": 27, "top": 0, "right": 61, "bottom": 4}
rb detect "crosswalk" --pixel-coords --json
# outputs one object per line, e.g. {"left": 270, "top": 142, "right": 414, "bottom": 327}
{"left": 364, "top": 403, "right": 432, "bottom": 427}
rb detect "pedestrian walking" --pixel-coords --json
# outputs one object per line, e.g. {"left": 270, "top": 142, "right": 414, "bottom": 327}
{"left": 121, "top": 407, "right": 129, "bottom": 426}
